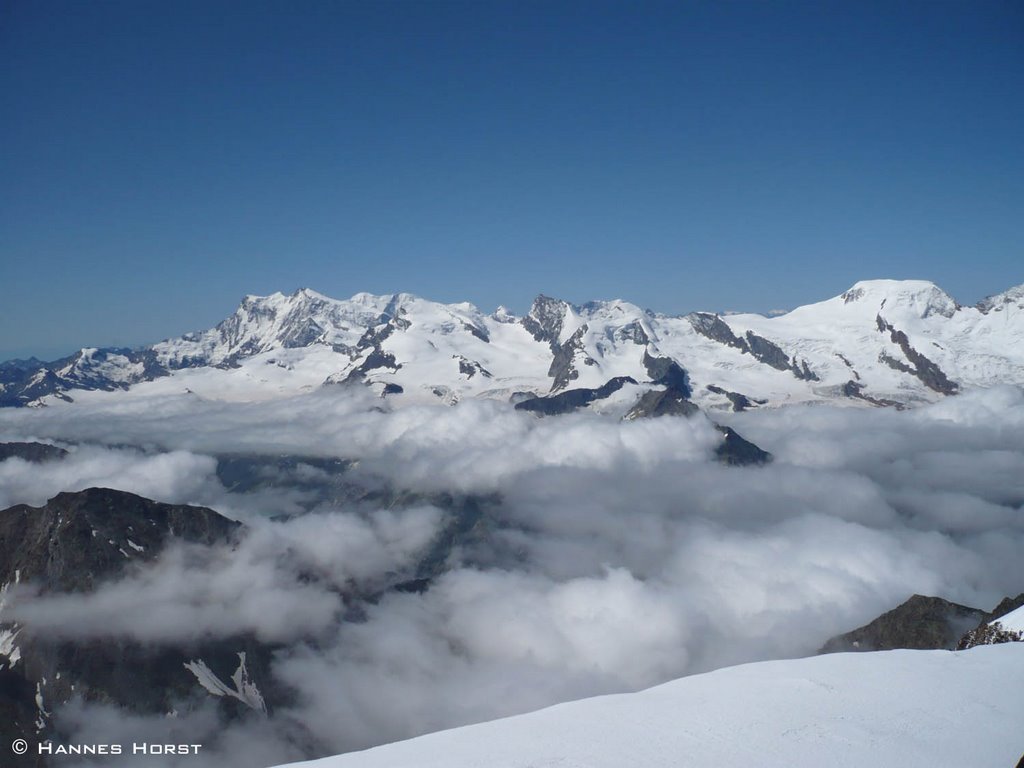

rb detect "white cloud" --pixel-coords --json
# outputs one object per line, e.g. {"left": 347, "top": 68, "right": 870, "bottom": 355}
{"left": 1, "top": 385, "right": 1023, "bottom": 763}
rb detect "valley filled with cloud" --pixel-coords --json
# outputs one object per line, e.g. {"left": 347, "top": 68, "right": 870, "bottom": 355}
{"left": 2, "top": 385, "right": 1022, "bottom": 765}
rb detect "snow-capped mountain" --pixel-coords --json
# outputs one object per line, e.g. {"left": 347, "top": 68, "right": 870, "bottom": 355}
{"left": 271, "top": 643, "right": 1024, "bottom": 768}
{"left": 3, "top": 279, "right": 1023, "bottom": 410}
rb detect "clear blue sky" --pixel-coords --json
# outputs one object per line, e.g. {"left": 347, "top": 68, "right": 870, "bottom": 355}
{"left": 1, "top": 0, "right": 1021, "bottom": 360}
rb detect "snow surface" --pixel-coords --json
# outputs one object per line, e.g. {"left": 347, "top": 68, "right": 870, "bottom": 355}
{"left": 0, "top": 579, "right": 21, "bottom": 669}
{"left": 993, "top": 604, "right": 1024, "bottom": 633}
{"left": 20, "top": 279, "right": 1024, "bottom": 410}
{"left": 273, "top": 644, "right": 1024, "bottom": 768}
{"left": 184, "top": 652, "right": 267, "bottom": 713}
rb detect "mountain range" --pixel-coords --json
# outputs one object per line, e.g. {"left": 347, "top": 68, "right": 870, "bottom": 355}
{"left": 2, "top": 279, "right": 1024, "bottom": 766}
{"left": 3, "top": 279, "right": 1023, "bottom": 411}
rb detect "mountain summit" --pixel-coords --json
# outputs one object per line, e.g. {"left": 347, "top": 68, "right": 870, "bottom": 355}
{"left": 2, "top": 280, "right": 1023, "bottom": 410}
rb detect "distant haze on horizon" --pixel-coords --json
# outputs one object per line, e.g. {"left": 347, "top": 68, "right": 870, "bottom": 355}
{"left": 1, "top": 0, "right": 1021, "bottom": 360}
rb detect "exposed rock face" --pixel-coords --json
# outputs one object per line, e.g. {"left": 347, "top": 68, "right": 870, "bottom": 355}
{"left": 333, "top": 320, "right": 405, "bottom": 385}
{"left": 519, "top": 296, "right": 600, "bottom": 392}
{"left": 188, "top": 288, "right": 386, "bottom": 366}
{"left": 819, "top": 595, "right": 986, "bottom": 653}
{"left": 642, "top": 352, "right": 692, "bottom": 397}
{"left": 744, "top": 331, "right": 814, "bottom": 380}
{"left": 622, "top": 389, "right": 771, "bottom": 466}
{"left": 0, "top": 443, "right": 68, "bottom": 463}
{"left": 0, "top": 665, "right": 42, "bottom": 767}
{"left": 0, "top": 489, "right": 279, "bottom": 764}
{"left": 977, "top": 284, "right": 1024, "bottom": 314}
{"left": 876, "top": 315, "right": 958, "bottom": 395}
{"left": 616, "top": 320, "right": 649, "bottom": 345}
{"left": 983, "top": 593, "right": 1024, "bottom": 623}
{"left": 705, "top": 385, "right": 766, "bottom": 412}
{"left": 520, "top": 295, "right": 569, "bottom": 346}
{"left": 689, "top": 314, "right": 817, "bottom": 381}
{"left": 956, "top": 593, "right": 1024, "bottom": 650}
{"left": 515, "top": 377, "right": 637, "bottom": 415}
{"left": 5, "top": 279, "right": 1024, "bottom": 409}
{"left": 956, "top": 622, "right": 1024, "bottom": 649}
{"left": 690, "top": 313, "right": 747, "bottom": 350}
{"left": 548, "top": 326, "right": 589, "bottom": 391}
{"left": 0, "top": 488, "right": 240, "bottom": 592}
{"left": 0, "top": 348, "right": 168, "bottom": 407}
{"left": 714, "top": 426, "right": 772, "bottom": 466}
{"left": 624, "top": 388, "right": 699, "bottom": 420}
{"left": 456, "top": 356, "right": 492, "bottom": 379}
{"left": 841, "top": 380, "right": 906, "bottom": 409}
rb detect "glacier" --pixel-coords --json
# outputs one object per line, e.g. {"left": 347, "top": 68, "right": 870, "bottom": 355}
{"left": 3, "top": 278, "right": 1023, "bottom": 411}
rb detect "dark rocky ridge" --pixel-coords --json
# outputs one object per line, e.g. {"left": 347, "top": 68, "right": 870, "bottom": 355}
{"left": 689, "top": 313, "right": 747, "bottom": 351}
{"left": 689, "top": 313, "right": 818, "bottom": 381}
{"left": 714, "top": 426, "right": 772, "bottom": 466}
{"left": 642, "top": 351, "right": 692, "bottom": 397}
{"left": 982, "top": 593, "right": 1024, "bottom": 623}
{"left": 4, "top": 281, "right": 1015, "bottom": 408}
{"left": 0, "top": 488, "right": 240, "bottom": 592}
{"left": 520, "top": 297, "right": 605, "bottom": 393}
{"left": 875, "top": 315, "right": 959, "bottom": 395}
{"left": 0, "top": 348, "right": 169, "bottom": 407}
{"left": 705, "top": 385, "right": 766, "bottom": 412}
{"left": 0, "top": 490, "right": 278, "bottom": 765}
{"left": 520, "top": 295, "right": 568, "bottom": 346}
{"left": 0, "top": 442, "right": 69, "bottom": 463}
{"left": 547, "top": 326, "right": 590, "bottom": 391}
{"left": 819, "top": 593, "right": 1024, "bottom": 654}
{"left": 841, "top": 380, "right": 906, "bottom": 409}
{"left": 624, "top": 387, "right": 699, "bottom": 420}
{"left": 623, "top": 387, "right": 772, "bottom": 467}
{"left": 957, "top": 622, "right": 1024, "bottom": 649}
{"left": 956, "top": 593, "right": 1024, "bottom": 650}
{"left": 0, "top": 665, "right": 43, "bottom": 767}
{"left": 337, "top": 320, "right": 405, "bottom": 385}
{"left": 456, "top": 355, "right": 492, "bottom": 379}
{"left": 212, "top": 290, "right": 361, "bottom": 366}
{"left": 515, "top": 376, "right": 637, "bottom": 415}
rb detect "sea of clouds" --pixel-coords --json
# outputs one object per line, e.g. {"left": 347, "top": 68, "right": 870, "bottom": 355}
{"left": 1, "top": 385, "right": 1023, "bottom": 766}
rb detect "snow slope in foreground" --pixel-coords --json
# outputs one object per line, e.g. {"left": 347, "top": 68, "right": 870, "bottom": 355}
{"left": 275, "top": 644, "right": 1023, "bottom": 768}
{"left": 995, "top": 605, "right": 1024, "bottom": 633}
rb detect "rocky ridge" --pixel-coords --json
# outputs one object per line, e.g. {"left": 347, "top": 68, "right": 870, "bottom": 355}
{"left": 821, "top": 592, "right": 1024, "bottom": 654}
{"left": 0, "top": 489, "right": 270, "bottom": 766}
{"left": 3, "top": 279, "right": 1022, "bottom": 411}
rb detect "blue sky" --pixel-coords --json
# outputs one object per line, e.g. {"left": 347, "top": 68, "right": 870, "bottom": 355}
{"left": 1, "top": 0, "right": 1021, "bottom": 360}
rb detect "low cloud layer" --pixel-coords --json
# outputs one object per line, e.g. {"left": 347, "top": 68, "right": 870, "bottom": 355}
{"left": 8, "top": 504, "right": 442, "bottom": 643}
{"left": 1, "top": 386, "right": 1022, "bottom": 766}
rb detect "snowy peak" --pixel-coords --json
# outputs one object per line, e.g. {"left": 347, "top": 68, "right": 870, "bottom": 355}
{"left": 521, "top": 294, "right": 574, "bottom": 345}
{"left": 491, "top": 305, "right": 517, "bottom": 324}
{"left": 837, "top": 279, "right": 960, "bottom": 319}
{"left": 978, "top": 283, "right": 1024, "bottom": 314}
{"left": 156, "top": 290, "right": 397, "bottom": 368}
{"left": 521, "top": 294, "right": 651, "bottom": 343}
{"left": 3, "top": 278, "right": 1023, "bottom": 410}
